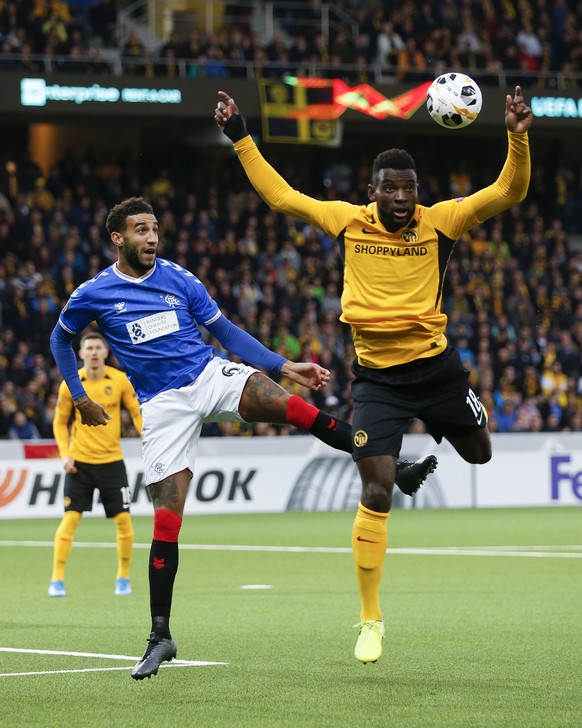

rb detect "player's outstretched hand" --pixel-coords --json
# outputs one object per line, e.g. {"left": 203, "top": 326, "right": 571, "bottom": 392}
{"left": 73, "top": 395, "right": 111, "bottom": 426}
{"left": 214, "top": 91, "right": 238, "bottom": 127}
{"left": 505, "top": 86, "right": 532, "bottom": 134}
{"left": 280, "top": 361, "right": 331, "bottom": 391}
{"left": 215, "top": 91, "right": 248, "bottom": 142}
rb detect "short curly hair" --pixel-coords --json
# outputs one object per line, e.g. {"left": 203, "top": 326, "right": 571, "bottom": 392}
{"left": 105, "top": 197, "right": 154, "bottom": 234}
{"left": 372, "top": 149, "right": 416, "bottom": 179}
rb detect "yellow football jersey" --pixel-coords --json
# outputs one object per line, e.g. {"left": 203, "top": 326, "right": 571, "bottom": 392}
{"left": 234, "top": 132, "right": 530, "bottom": 368}
{"left": 53, "top": 365, "right": 142, "bottom": 464}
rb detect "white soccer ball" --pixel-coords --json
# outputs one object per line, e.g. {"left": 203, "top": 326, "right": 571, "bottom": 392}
{"left": 426, "top": 73, "right": 482, "bottom": 129}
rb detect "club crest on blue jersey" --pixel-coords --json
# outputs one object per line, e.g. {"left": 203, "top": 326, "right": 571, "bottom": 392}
{"left": 164, "top": 294, "right": 181, "bottom": 307}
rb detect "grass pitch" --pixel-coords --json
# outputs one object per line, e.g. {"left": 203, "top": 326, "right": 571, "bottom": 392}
{"left": 1, "top": 507, "right": 580, "bottom": 728}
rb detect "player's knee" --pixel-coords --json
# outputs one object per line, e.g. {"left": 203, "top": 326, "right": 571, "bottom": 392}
{"left": 362, "top": 482, "right": 392, "bottom": 513}
{"left": 465, "top": 444, "right": 492, "bottom": 465}
{"left": 475, "top": 436, "right": 492, "bottom": 464}
{"left": 478, "top": 445, "right": 492, "bottom": 464}
{"left": 452, "top": 430, "right": 492, "bottom": 465}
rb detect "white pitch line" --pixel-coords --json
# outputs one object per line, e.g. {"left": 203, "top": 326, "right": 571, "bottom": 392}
{"left": 0, "top": 667, "right": 139, "bottom": 677}
{"left": 461, "top": 544, "right": 582, "bottom": 551}
{"left": 0, "top": 647, "right": 142, "bottom": 660}
{"left": 0, "top": 663, "right": 225, "bottom": 678}
{"left": 391, "top": 548, "right": 582, "bottom": 558}
{"left": 0, "top": 647, "right": 227, "bottom": 678}
{"left": 0, "top": 541, "right": 580, "bottom": 558}
{"left": 0, "top": 646, "right": 226, "bottom": 665}
{"left": 0, "top": 541, "right": 353, "bottom": 552}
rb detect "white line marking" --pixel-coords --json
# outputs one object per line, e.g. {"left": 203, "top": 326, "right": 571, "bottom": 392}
{"left": 0, "top": 541, "right": 580, "bottom": 558}
{"left": 0, "top": 647, "right": 227, "bottom": 678}
{"left": 0, "top": 541, "right": 353, "bottom": 552}
{"left": 0, "top": 663, "right": 224, "bottom": 678}
{"left": 462, "top": 544, "right": 582, "bottom": 551}
{"left": 391, "top": 548, "right": 582, "bottom": 558}
{"left": 0, "top": 646, "right": 226, "bottom": 665}
{"left": 0, "top": 667, "right": 139, "bottom": 677}
{"left": 0, "top": 647, "right": 140, "bottom": 660}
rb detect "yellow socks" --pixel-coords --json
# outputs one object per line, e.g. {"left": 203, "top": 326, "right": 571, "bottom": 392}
{"left": 51, "top": 510, "right": 82, "bottom": 581}
{"left": 51, "top": 510, "right": 134, "bottom": 583}
{"left": 352, "top": 502, "right": 389, "bottom": 622}
{"left": 114, "top": 511, "right": 134, "bottom": 580}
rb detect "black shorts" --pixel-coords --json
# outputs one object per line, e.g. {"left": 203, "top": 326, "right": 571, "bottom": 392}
{"left": 351, "top": 346, "right": 486, "bottom": 460}
{"left": 64, "top": 460, "right": 131, "bottom": 517}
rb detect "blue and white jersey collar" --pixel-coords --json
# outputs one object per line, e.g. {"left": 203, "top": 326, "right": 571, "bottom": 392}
{"left": 113, "top": 261, "right": 157, "bottom": 283}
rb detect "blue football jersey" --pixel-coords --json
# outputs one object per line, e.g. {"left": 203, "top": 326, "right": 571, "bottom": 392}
{"left": 58, "top": 260, "right": 221, "bottom": 401}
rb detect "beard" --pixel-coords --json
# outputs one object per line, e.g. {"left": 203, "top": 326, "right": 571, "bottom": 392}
{"left": 377, "top": 204, "right": 414, "bottom": 232}
{"left": 124, "top": 246, "right": 154, "bottom": 276}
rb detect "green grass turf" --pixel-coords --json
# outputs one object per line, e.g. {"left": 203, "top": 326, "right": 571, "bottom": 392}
{"left": 1, "top": 508, "right": 580, "bottom": 728}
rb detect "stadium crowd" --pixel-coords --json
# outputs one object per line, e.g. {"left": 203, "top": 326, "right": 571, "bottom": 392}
{"left": 0, "top": 129, "right": 581, "bottom": 440}
{"left": 0, "top": 0, "right": 581, "bottom": 85}
{"left": 1, "top": 0, "right": 582, "bottom": 440}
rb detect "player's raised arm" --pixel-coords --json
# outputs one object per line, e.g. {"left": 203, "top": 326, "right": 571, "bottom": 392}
{"left": 213, "top": 92, "right": 351, "bottom": 237}
{"left": 505, "top": 85, "right": 533, "bottom": 134}
{"left": 215, "top": 90, "right": 249, "bottom": 142}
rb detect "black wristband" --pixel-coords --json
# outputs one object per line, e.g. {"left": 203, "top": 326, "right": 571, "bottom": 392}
{"left": 224, "top": 114, "right": 249, "bottom": 143}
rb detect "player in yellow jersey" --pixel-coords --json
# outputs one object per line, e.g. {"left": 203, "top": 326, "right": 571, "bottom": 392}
{"left": 215, "top": 86, "right": 533, "bottom": 664}
{"left": 49, "top": 331, "right": 143, "bottom": 597}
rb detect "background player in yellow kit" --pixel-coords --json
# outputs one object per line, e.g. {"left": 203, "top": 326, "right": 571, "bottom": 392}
{"left": 49, "top": 330, "right": 142, "bottom": 597}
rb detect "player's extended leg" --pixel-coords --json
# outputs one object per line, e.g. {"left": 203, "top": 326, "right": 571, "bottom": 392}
{"left": 240, "top": 376, "right": 436, "bottom": 494}
{"left": 447, "top": 425, "right": 492, "bottom": 464}
{"left": 352, "top": 455, "right": 395, "bottom": 664}
{"left": 131, "top": 469, "right": 191, "bottom": 680}
{"left": 49, "top": 510, "right": 82, "bottom": 597}
{"left": 113, "top": 511, "right": 134, "bottom": 595}
{"left": 239, "top": 373, "right": 347, "bottom": 440}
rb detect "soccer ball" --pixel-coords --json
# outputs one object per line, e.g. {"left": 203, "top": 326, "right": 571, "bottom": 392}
{"left": 426, "top": 73, "right": 482, "bottom": 129}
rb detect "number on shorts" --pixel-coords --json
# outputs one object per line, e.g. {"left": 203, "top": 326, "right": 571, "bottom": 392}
{"left": 121, "top": 486, "right": 132, "bottom": 510}
{"left": 466, "top": 388, "right": 483, "bottom": 422}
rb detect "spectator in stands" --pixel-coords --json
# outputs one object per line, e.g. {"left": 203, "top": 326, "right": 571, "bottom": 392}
{"left": 375, "top": 22, "right": 404, "bottom": 68}
{"left": 8, "top": 408, "right": 40, "bottom": 439}
{"left": 0, "top": 0, "right": 580, "bottom": 82}
{"left": 541, "top": 360, "right": 569, "bottom": 408}
{"left": 122, "top": 30, "right": 147, "bottom": 75}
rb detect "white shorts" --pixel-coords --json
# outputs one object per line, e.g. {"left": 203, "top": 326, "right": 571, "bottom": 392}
{"left": 140, "top": 356, "right": 258, "bottom": 485}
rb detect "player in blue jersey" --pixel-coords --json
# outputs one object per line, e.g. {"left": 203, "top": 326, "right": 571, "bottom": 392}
{"left": 50, "top": 197, "right": 436, "bottom": 680}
